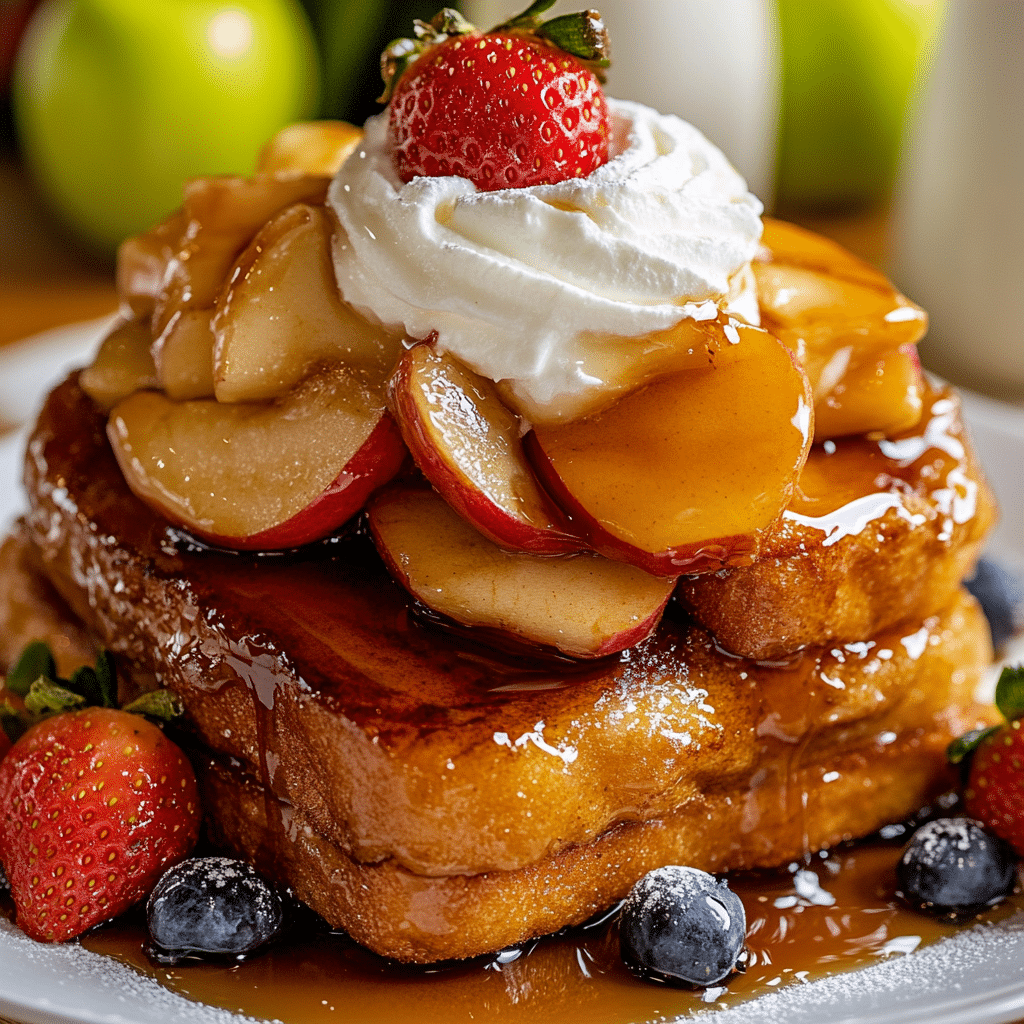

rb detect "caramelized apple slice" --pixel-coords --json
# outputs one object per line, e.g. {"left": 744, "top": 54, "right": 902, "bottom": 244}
{"left": 256, "top": 121, "right": 363, "bottom": 176}
{"left": 388, "top": 344, "right": 582, "bottom": 554}
{"left": 368, "top": 486, "right": 675, "bottom": 659}
{"left": 107, "top": 368, "right": 406, "bottom": 550}
{"left": 80, "top": 318, "right": 159, "bottom": 410}
{"left": 815, "top": 343, "right": 923, "bottom": 439}
{"left": 153, "top": 310, "right": 216, "bottom": 401}
{"left": 756, "top": 218, "right": 926, "bottom": 440}
{"left": 213, "top": 204, "right": 401, "bottom": 404}
{"left": 151, "top": 173, "right": 332, "bottom": 340}
{"left": 526, "top": 325, "right": 813, "bottom": 576}
{"left": 116, "top": 210, "right": 188, "bottom": 319}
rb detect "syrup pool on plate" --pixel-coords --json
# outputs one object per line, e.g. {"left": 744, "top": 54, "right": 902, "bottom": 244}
{"left": 0, "top": 826, "right": 1003, "bottom": 1024}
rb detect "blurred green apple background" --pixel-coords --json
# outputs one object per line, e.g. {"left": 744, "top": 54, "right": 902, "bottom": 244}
{"left": 2, "top": 0, "right": 948, "bottom": 256}
{"left": 11, "top": 0, "right": 320, "bottom": 253}
{"left": 774, "top": 0, "right": 945, "bottom": 211}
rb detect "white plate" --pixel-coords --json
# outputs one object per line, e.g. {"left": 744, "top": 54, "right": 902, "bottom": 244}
{"left": 0, "top": 321, "right": 1023, "bottom": 1024}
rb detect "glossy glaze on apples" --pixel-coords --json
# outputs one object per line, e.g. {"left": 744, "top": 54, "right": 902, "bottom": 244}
{"left": 18, "top": 376, "right": 994, "bottom": 962}
{"left": 527, "top": 323, "right": 814, "bottom": 576}
{"left": 388, "top": 343, "right": 581, "bottom": 554}
{"left": 106, "top": 367, "right": 405, "bottom": 550}
{"left": 367, "top": 484, "right": 672, "bottom": 658}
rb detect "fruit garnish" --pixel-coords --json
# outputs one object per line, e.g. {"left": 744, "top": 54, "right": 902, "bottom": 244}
{"left": 366, "top": 484, "right": 674, "bottom": 659}
{"left": 525, "top": 324, "right": 813, "bottom": 577}
{"left": 382, "top": 2, "right": 611, "bottom": 191}
{"left": 0, "top": 642, "right": 200, "bottom": 942}
{"left": 619, "top": 866, "right": 746, "bottom": 987}
{"left": 895, "top": 818, "right": 1016, "bottom": 920}
{"left": 147, "top": 857, "right": 285, "bottom": 965}
{"left": 949, "top": 664, "right": 1024, "bottom": 857}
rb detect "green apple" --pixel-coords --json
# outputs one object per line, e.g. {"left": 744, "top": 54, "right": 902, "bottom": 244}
{"left": 775, "top": 0, "right": 945, "bottom": 209}
{"left": 13, "top": 0, "right": 320, "bottom": 253}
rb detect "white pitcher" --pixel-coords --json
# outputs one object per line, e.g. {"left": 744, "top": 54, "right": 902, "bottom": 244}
{"left": 893, "top": 1, "right": 1024, "bottom": 399}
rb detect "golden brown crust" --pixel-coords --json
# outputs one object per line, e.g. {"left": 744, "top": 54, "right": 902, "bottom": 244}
{"left": 197, "top": 587, "right": 990, "bottom": 961}
{"left": 0, "top": 532, "right": 97, "bottom": 679}
{"left": 678, "top": 385, "right": 996, "bottom": 659}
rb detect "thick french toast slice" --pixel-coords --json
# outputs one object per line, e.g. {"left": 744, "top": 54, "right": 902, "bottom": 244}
{"left": 19, "top": 377, "right": 992, "bottom": 883}
{"left": 678, "top": 384, "right": 995, "bottom": 659}
{"left": 0, "top": 518, "right": 995, "bottom": 961}
{"left": 195, "top": 581, "right": 986, "bottom": 962}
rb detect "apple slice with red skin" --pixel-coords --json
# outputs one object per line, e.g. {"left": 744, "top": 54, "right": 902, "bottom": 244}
{"left": 388, "top": 343, "right": 583, "bottom": 555}
{"left": 367, "top": 485, "right": 675, "bottom": 659}
{"left": 525, "top": 323, "right": 814, "bottom": 577}
{"left": 107, "top": 367, "right": 406, "bottom": 551}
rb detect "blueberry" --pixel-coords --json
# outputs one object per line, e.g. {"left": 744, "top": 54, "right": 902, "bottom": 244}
{"left": 619, "top": 866, "right": 746, "bottom": 986}
{"left": 147, "top": 857, "right": 285, "bottom": 961}
{"left": 965, "top": 557, "right": 1024, "bottom": 650}
{"left": 896, "top": 818, "right": 1017, "bottom": 918}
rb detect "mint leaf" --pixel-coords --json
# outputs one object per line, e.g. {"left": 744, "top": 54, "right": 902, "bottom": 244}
{"left": 995, "top": 664, "right": 1024, "bottom": 721}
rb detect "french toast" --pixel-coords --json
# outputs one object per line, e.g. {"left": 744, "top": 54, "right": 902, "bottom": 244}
{"left": 4, "top": 372, "right": 995, "bottom": 961}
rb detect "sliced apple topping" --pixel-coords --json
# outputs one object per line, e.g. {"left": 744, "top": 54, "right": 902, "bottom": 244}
{"left": 256, "top": 120, "right": 363, "bottom": 177}
{"left": 149, "top": 173, "right": 332, "bottom": 340}
{"left": 107, "top": 367, "right": 406, "bottom": 550}
{"left": 526, "top": 323, "right": 814, "bottom": 576}
{"left": 368, "top": 486, "right": 675, "bottom": 659}
{"left": 80, "top": 318, "right": 159, "bottom": 411}
{"left": 116, "top": 209, "right": 188, "bottom": 319}
{"left": 755, "top": 217, "right": 926, "bottom": 440}
{"left": 153, "top": 310, "right": 216, "bottom": 401}
{"left": 388, "top": 343, "right": 582, "bottom": 554}
{"left": 213, "top": 203, "right": 402, "bottom": 404}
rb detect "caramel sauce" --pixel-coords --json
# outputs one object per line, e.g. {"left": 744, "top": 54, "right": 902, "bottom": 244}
{"left": 39, "top": 836, "right": 1013, "bottom": 1023}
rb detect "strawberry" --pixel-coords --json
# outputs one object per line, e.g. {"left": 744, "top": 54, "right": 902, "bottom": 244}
{"left": 950, "top": 664, "right": 1024, "bottom": 857}
{"left": 0, "top": 644, "right": 200, "bottom": 942}
{"left": 383, "top": 3, "right": 611, "bottom": 191}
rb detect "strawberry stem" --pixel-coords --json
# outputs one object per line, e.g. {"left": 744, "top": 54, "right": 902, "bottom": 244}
{"left": 536, "top": 10, "right": 610, "bottom": 68}
{"left": 499, "top": 0, "right": 558, "bottom": 28}
{"left": 378, "top": 8, "right": 476, "bottom": 104}
{"left": 122, "top": 689, "right": 184, "bottom": 722}
{"left": 948, "top": 725, "right": 1000, "bottom": 766}
{"left": 23, "top": 677, "right": 87, "bottom": 716}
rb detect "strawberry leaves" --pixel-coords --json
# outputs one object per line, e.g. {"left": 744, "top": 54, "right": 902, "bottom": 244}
{"left": 2, "top": 642, "right": 183, "bottom": 747}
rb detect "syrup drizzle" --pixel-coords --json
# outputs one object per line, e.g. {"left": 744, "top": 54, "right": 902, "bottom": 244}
{"left": 64, "top": 833, "right": 1021, "bottom": 1024}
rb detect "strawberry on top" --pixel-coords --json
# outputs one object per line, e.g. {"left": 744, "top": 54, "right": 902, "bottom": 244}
{"left": 383, "top": 2, "right": 611, "bottom": 191}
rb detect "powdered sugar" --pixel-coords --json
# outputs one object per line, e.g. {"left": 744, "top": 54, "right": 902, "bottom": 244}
{"left": 698, "top": 909, "right": 1024, "bottom": 1023}
{"left": 0, "top": 916, "right": 279, "bottom": 1024}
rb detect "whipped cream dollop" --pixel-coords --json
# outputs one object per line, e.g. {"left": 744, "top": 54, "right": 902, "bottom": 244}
{"left": 329, "top": 99, "right": 763, "bottom": 422}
